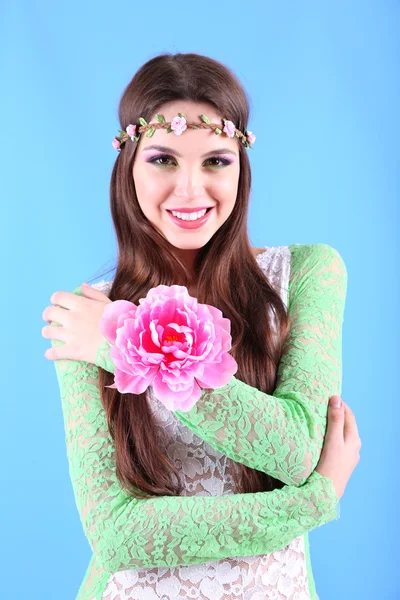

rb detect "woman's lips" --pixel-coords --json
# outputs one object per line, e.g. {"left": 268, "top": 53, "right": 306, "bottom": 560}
{"left": 167, "top": 207, "right": 214, "bottom": 229}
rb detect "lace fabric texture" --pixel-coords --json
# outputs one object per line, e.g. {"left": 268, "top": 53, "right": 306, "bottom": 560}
{"left": 50, "top": 243, "right": 346, "bottom": 600}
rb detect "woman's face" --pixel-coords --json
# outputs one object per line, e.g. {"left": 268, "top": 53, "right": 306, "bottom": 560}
{"left": 132, "top": 100, "right": 240, "bottom": 271}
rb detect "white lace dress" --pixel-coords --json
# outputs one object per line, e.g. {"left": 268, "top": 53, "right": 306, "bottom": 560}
{"left": 50, "top": 244, "right": 346, "bottom": 600}
{"left": 100, "top": 247, "right": 323, "bottom": 600}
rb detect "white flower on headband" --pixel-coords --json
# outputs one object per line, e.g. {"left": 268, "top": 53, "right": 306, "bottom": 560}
{"left": 170, "top": 115, "right": 187, "bottom": 136}
{"left": 126, "top": 124, "right": 137, "bottom": 140}
{"left": 222, "top": 120, "right": 236, "bottom": 138}
{"left": 112, "top": 138, "right": 121, "bottom": 151}
{"left": 247, "top": 131, "right": 256, "bottom": 145}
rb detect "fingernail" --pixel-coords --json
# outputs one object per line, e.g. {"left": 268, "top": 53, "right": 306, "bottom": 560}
{"left": 330, "top": 396, "right": 341, "bottom": 408}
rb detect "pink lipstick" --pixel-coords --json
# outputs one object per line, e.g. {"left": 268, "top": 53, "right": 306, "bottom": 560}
{"left": 167, "top": 207, "right": 214, "bottom": 229}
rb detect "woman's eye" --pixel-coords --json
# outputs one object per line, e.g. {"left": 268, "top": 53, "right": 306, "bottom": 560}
{"left": 205, "top": 157, "right": 224, "bottom": 167}
{"left": 148, "top": 155, "right": 231, "bottom": 168}
{"left": 153, "top": 156, "right": 175, "bottom": 167}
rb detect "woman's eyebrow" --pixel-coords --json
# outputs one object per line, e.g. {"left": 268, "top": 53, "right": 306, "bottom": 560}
{"left": 141, "top": 144, "right": 237, "bottom": 158}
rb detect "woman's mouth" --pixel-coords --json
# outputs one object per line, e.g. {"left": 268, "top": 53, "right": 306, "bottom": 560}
{"left": 167, "top": 207, "right": 214, "bottom": 229}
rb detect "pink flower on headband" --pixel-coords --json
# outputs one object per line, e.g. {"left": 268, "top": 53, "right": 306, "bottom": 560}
{"left": 223, "top": 120, "right": 236, "bottom": 138}
{"left": 171, "top": 115, "right": 187, "bottom": 136}
{"left": 126, "top": 124, "right": 137, "bottom": 139}
{"left": 112, "top": 137, "right": 121, "bottom": 151}
{"left": 247, "top": 131, "right": 256, "bottom": 145}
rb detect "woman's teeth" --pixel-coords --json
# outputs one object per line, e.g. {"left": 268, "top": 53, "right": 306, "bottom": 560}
{"left": 171, "top": 209, "right": 208, "bottom": 221}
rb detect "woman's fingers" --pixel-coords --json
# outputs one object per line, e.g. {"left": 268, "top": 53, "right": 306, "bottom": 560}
{"left": 81, "top": 283, "right": 112, "bottom": 303}
{"left": 42, "top": 305, "right": 69, "bottom": 326}
{"left": 326, "top": 396, "right": 345, "bottom": 443}
{"left": 343, "top": 402, "right": 361, "bottom": 446}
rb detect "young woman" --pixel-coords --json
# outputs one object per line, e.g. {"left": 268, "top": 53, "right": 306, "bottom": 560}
{"left": 42, "top": 52, "right": 361, "bottom": 600}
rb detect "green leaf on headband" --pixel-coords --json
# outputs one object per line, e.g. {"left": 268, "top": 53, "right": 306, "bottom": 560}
{"left": 190, "top": 125, "right": 199, "bottom": 129}
{"left": 178, "top": 112, "right": 187, "bottom": 120}
{"left": 155, "top": 114, "right": 166, "bottom": 123}
{"left": 235, "top": 132, "right": 239, "bottom": 137}
{"left": 166, "top": 126, "right": 173, "bottom": 134}
{"left": 215, "top": 127, "right": 222, "bottom": 135}
{"left": 146, "top": 127, "right": 156, "bottom": 137}
{"left": 138, "top": 117, "right": 148, "bottom": 126}
{"left": 200, "top": 114, "right": 211, "bottom": 124}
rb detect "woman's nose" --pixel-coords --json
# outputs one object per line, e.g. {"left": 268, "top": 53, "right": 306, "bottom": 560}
{"left": 174, "top": 171, "right": 205, "bottom": 198}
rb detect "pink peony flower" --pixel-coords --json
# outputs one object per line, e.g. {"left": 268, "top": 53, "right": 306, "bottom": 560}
{"left": 223, "top": 120, "right": 236, "bottom": 138}
{"left": 247, "top": 131, "right": 256, "bottom": 145}
{"left": 112, "top": 137, "right": 121, "bottom": 151}
{"left": 171, "top": 115, "right": 187, "bottom": 136}
{"left": 99, "top": 285, "right": 238, "bottom": 412}
{"left": 126, "top": 124, "right": 137, "bottom": 139}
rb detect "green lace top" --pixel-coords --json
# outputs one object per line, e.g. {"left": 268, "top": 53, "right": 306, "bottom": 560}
{"left": 50, "top": 243, "right": 347, "bottom": 599}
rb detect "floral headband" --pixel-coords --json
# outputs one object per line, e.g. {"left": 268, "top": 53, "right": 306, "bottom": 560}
{"left": 112, "top": 112, "right": 256, "bottom": 151}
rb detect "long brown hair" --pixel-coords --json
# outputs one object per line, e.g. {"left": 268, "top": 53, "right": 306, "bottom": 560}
{"left": 92, "top": 52, "right": 291, "bottom": 499}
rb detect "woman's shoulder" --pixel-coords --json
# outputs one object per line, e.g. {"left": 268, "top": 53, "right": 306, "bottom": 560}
{"left": 288, "top": 243, "right": 346, "bottom": 271}
{"left": 85, "top": 279, "right": 113, "bottom": 296}
{"left": 254, "top": 244, "right": 346, "bottom": 283}
{"left": 251, "top": 246, "right": 268, "bottom": 258}
{"left": 255, "top": 242, "right": 342, "bottom": 259}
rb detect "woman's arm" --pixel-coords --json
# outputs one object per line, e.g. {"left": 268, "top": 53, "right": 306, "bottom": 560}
{"left": 94, "top": 243, "right": 348, "bottom": 487}
{"left": 50, "top": 318, "right": 339, "bottom": 574}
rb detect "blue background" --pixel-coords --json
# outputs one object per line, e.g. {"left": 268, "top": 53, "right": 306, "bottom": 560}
{"left": 2, "top": 1, "right": 398, "bottom": 598}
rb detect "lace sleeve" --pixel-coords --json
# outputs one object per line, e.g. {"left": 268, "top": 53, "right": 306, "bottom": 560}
{"left": 50, "top": 288, "right": 340, "bottom": 574}
{"left": 95, "top": 243, "right": 347, "bottom": 487}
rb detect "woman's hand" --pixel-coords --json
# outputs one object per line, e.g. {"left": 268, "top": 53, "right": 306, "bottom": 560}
{"left": 316, "top": 396, "right": 362, "bottom": 500}
{"left": 41, "top": 283, "right": 112, "bottom": 364}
